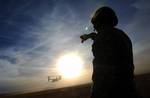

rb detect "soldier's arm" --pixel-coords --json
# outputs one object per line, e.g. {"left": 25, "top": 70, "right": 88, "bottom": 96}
{"left": 88, "top": 32, "right": 97, "bottom": 40}
{"left": 80, "top": 32, "right": 97, "bottom": 43}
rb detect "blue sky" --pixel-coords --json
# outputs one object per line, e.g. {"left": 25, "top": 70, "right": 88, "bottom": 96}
{"left": 0, "top": 0, "right": 150, "bottom": 93}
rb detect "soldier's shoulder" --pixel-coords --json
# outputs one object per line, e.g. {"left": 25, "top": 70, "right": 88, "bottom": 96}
{"left": 113, "top": 27, "right": 125, "bottom": 34}
{"left": 114, "top": 28, "right": 132, "bottom": 44}
{"left": 114, "top": 28, "right": 130, "bottom": 39}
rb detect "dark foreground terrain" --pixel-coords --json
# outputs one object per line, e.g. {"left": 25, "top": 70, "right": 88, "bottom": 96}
{"left": 0, "top": 73, "right": 150, "bottom": 98}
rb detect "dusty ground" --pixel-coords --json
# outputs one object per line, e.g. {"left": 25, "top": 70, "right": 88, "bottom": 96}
{"left": 0, "top": 73, "right": 150, "bottom": 98}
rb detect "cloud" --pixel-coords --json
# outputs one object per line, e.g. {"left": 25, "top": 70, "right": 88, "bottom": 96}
{"left": 0, "top": 0, "right": 106, "bottom": 91}
{"left": 0, "top": 55, "right": 16, "bottom": 64}
{"left": 127, "top": 0, "right": 150, "bottom": 42}
{"left": 125, "top": 0, "right": 150, "bottom": 74}
{"left": 0, "top": 0, "right": 96, "bottom": 80}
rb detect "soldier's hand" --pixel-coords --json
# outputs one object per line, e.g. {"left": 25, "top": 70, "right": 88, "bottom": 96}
{"left": 80, "top": 34, "right": 89, "bottom": 43}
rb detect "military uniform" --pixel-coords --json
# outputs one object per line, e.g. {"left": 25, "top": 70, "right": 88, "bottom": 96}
{"left": 91, "top": 27, "right": 136, "bottom": 98}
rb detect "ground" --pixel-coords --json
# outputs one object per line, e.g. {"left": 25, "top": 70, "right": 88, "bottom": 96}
{"left": 0, "top": 73, "right": 150, "bottom": 98}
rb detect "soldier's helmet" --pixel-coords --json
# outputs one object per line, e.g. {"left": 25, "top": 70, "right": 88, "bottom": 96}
{"left": 91, "top": 7, "right": 118, "bottom": 27}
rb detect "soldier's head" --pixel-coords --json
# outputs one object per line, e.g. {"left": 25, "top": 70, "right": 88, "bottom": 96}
{"left": 91, "top": 7, "right": 118, "bottom": 30}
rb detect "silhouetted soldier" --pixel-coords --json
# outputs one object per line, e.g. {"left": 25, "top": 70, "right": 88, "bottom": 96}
{"left": 80, "top": 7, "right": 137, "bottom": 98}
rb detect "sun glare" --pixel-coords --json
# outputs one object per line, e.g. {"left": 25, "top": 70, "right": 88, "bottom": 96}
{"left": 57, "top": 53, "right": 84, "bottom": 79}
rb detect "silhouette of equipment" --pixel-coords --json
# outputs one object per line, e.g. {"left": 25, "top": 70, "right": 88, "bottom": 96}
{"left": 48, "top": 75, "right": 61, "bottom": 82}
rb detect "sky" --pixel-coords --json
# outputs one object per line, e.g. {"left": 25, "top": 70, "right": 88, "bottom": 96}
{"left": 0, "top": 0, "right": 150, "bottom": 94}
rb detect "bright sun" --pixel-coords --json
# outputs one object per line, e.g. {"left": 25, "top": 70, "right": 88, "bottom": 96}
{"left": 57, "top": 53, "right": 84, "bottom": 79}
